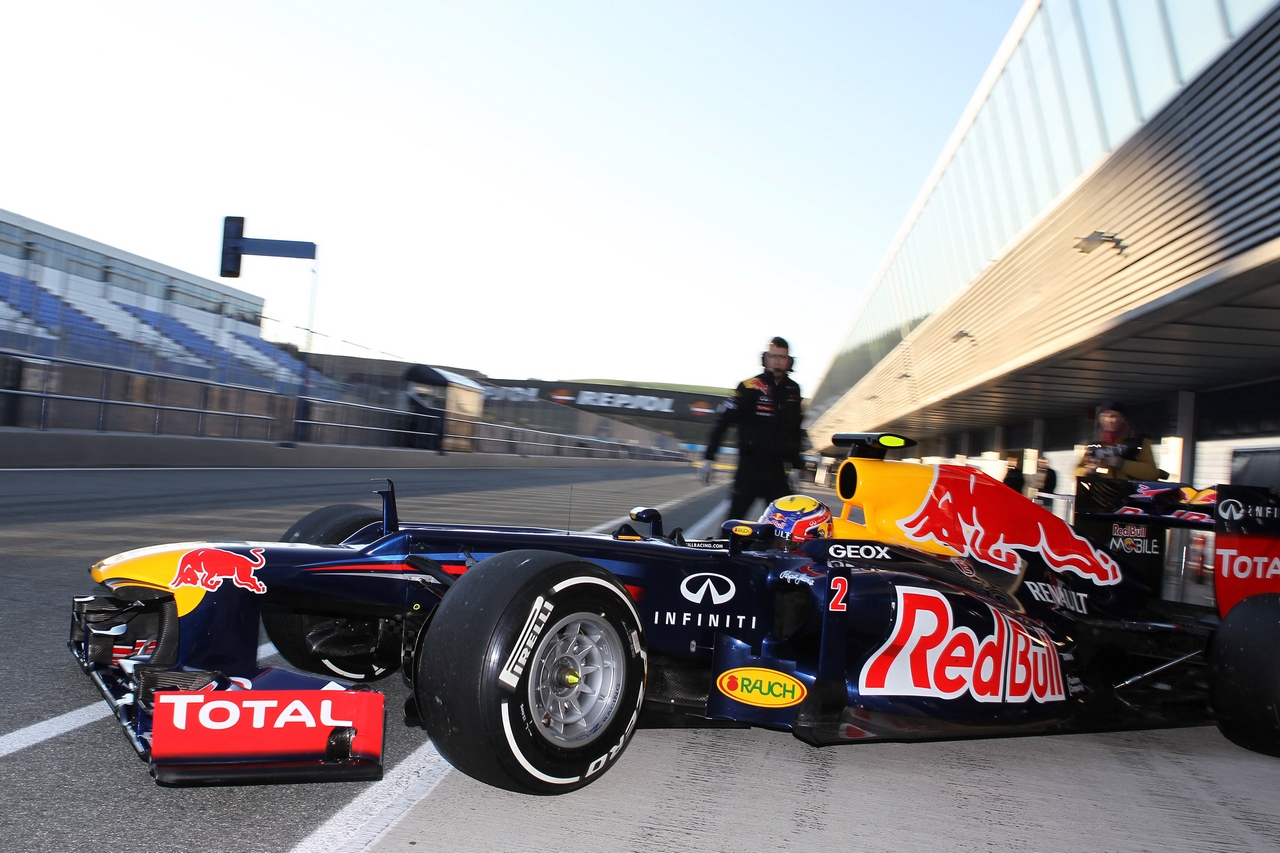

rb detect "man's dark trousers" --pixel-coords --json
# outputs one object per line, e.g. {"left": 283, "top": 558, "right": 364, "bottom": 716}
{"left": 727, "top": 463, "right": 790, "bottom": 521}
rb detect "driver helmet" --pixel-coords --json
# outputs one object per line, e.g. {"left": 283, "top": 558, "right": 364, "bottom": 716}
{"left": 760, "top": 495, "right": 832, "bottom": 545}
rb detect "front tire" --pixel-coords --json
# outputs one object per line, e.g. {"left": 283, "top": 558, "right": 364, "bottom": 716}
{"left": 1210, "top": 593, "right": 1280, "bottom": 756}
{"left": 417, "top": 550, "right": 646, "bottom": 794}
{"left": 262, "top": 611, "right": 401, "bottom": 682}
{"left": 280, "top": 504, "right": 382, "bottom": 545}
{"left": 266, "top": 503, "right": 399, "bottom": 681}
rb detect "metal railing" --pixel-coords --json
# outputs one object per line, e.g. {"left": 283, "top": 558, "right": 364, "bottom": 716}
{"left": 0, "top": 351, "right": 685, "bottom": 461}
{"left": 0, "top": 350, "right": 291, "bottom": 441}
{"left": 295, "top": 396, "right": 442, "bottom": 450}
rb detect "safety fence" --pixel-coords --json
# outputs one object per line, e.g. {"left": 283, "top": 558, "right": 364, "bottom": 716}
{"left": 0, "top": 351, "right": 685, "bottom": 462}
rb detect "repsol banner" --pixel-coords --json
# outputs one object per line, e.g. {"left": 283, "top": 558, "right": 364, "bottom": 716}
{"left": 484, "top": 380, "right": 729, "bottom": 424}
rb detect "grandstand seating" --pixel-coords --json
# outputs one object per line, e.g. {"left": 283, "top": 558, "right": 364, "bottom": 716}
{"left": 56, "top": 284, "right": 210, "bottom": 371}
{"left": 231, "top": 333, "right": 333, "bottom": 392}
{"left": 116, "top": 303, "right": 272, "bottom": 388}
{"left": 0, "top": 271, "right": 343, "bottom": 397}
{"left": 0, "top": 271, "right": 145, "bottom": 367}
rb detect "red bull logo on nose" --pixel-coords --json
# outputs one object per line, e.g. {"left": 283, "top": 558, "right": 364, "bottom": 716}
{"left": 898, "top": 465, "right": 1121, "bottom": 586}
{"left": 171, "top": 547, "right": 267, "bottom": 594}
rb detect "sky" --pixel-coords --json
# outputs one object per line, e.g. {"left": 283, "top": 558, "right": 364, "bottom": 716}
{"left": 0, "top": 1, "right": 1023, "bottom": 393}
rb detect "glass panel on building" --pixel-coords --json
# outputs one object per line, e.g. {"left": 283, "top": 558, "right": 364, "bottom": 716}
{"left": 895, "top": 245, "right": 921, "bottom": 325}
{"left": 902, "top": 239, "right": 934, "bottom": 328}
{"left": 1076, "top": 0, "right": 1142, "bottom": 145}
{"left": 954, "top": 141, "right": 997, "bottom": 266}
{"left": 937, "top": 170, "right": 979, "bottom": 284}
{"left": 962, "top": 129, "right": 1003, "bottom": 261}
{"left": 917, "top": 199, "right": 957, "bottom": 307}
{"left": 1043, "top": 0, "right": 1108, "bottom": 168}
{"left": 984, "top": 114, "right": 1020, "bottom": 254}
{"left": 989, "top": 76, "right": 1033, "bottom": 227}
{"left": 1006, "top": 45, "right": 1054, "bottom": 214}
{"left": 930, "top": 200, "right": 963, "bottom": 304}
{"left": 1166, "top": 0, "right": 1232, "bottom": 80}
{"left": 1116, "top": 0, "right": 1181, "bottom": 116}
{"left": 929, "top": 182, "right": 968, "bottom": 296}
{"left": 1224, "top": 0, "right": 1276, "bottom": 36}
{"left": 1023, "top": 12, "right": 1079, "bottom": 193}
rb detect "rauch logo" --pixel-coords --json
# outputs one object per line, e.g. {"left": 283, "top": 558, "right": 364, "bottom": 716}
{"left": 716, "top": 667, "right": 807, "bottom": 708}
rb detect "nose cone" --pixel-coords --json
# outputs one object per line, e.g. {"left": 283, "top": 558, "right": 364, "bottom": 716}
{"left": 91, "top": 543, "right": 207, "bottom": 615}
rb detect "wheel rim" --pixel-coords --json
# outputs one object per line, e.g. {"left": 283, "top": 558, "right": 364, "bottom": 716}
{"left": 527, "top": 611, "right": 625, "bottom": 748}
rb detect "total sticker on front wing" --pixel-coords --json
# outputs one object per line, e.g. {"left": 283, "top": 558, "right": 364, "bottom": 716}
{"left": 149, "top": 689, "right": 385, "bottom": 763}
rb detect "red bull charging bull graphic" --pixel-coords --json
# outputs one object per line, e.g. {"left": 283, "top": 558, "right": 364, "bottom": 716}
{"left": 859, "top": 586, "right": 1065, "bottom": 704}
{"left": 171, "top": 547, "right": 268, "bottom": 594}
{"left": 898, "top": 465, "right": 1121, "bottom": 586}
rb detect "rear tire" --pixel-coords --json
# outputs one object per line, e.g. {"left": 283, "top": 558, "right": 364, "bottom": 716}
{"left": 266, "top": 503, "right": 399, "bottom": 681}
{"left": 1209, "top": 593, "right": 1280, "bottom": 756}
{"left": 417, "top": 550, "right": 646, "bottom": 794}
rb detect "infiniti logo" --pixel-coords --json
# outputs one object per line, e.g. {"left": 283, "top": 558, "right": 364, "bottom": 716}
{"left": 680, "top": 572, "right": 736, "bottom": 605}
{"left": 1220, "top": 499, "right": 1244, "bottom": 521}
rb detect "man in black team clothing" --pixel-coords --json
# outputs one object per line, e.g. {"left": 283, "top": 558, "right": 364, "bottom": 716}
{"left": 702, "top": 336, "right": 806, "bottom": 521}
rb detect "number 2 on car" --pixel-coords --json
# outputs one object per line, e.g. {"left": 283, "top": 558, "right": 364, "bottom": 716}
{"left": 829, "top": 576, "right": 848, "bottom": 611}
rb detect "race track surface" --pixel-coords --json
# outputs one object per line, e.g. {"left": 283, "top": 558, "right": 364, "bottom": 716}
{"left": 1, "top": 465, "right": 1279, "bottom": 852}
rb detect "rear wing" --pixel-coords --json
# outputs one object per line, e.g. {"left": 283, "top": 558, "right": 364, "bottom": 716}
{"left": 1074, "top": 479, "right": 1280, "bottom": 616}
{"left": 1072, "top": 479, "right": 1215, "bottom": 594}
{"left": 1212, "top": 484, "right": 1280, "bottom": 616}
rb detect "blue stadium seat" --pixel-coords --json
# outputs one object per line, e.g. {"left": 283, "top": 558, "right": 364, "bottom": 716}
{"left": 232, "top": 333, "right": 341, "bottom": 395}
{"left": 0, "top": 271, "right": 146, "bottom": 368}
{"left": 116, "top": 303, "right": 273, "bottom": 388}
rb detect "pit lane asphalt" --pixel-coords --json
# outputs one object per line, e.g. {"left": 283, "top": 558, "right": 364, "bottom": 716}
{"left": 6, "top": 467, "right": 1280, "bottom": 852}
{"left": 0, "top": 463, "right": 722, "bottom": 853}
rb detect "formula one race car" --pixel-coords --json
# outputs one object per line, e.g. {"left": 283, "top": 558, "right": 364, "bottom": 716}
{"left": 69, "top": 434, "right": 1280, "bottom": 793}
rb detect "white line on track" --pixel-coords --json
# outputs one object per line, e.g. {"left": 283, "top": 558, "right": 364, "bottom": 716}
{"left": 0, "top": 640, "right": 280, "bottom": 759}
{"left": 584, "top": 482, "right": 724, "bottom": 534}
{"left": 287, "top": 739, "right": 453, "bottom": 853}
{"left": 0, "top": 702, "right": 112, "bottom": 758}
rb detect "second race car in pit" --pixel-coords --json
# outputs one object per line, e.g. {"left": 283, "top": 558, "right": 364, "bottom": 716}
{"left": 69, "top": 434, "right": 1280, "bottom": 793}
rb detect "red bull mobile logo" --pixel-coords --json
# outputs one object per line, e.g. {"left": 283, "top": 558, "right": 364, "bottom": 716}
{"left": 171, "top": 547, "right": 267, "bottom": 594}
{"left": 898, "top": 465, "right": 1121, "bottom": 586}
{"left": 860, "top": 586, "right": 1065, "bottom": 704}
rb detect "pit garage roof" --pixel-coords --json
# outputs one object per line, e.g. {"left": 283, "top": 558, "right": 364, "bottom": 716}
{"left": 812, "top": 12, "right": 1280, "bottom": 442}
{"left": 886, "top": 244, "right": 1280, "bottom": 434}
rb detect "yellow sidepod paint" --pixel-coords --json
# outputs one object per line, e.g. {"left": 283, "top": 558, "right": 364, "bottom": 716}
{"left": 830, "top": 458, "right": 958, "bottom": 559}
{"left": 92, "top": 543, "right": 208, "bottom": 616}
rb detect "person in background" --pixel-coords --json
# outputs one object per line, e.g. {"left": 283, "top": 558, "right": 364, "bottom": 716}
{"left": 1037, "top": 456, "right": 1058, "bottom": 495}
{"left": 1076, "top": 402, "right": 1161, "bottom": 481}
{"left": 1003, "top": 454, "right": 1025, "bottom": 493}
{"left": 702, "top": 336, "right": 806, "bottom": 521}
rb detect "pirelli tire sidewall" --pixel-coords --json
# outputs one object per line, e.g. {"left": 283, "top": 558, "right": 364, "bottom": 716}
{"left": 418, "top": 550, "right": 646, "bottom": 795}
